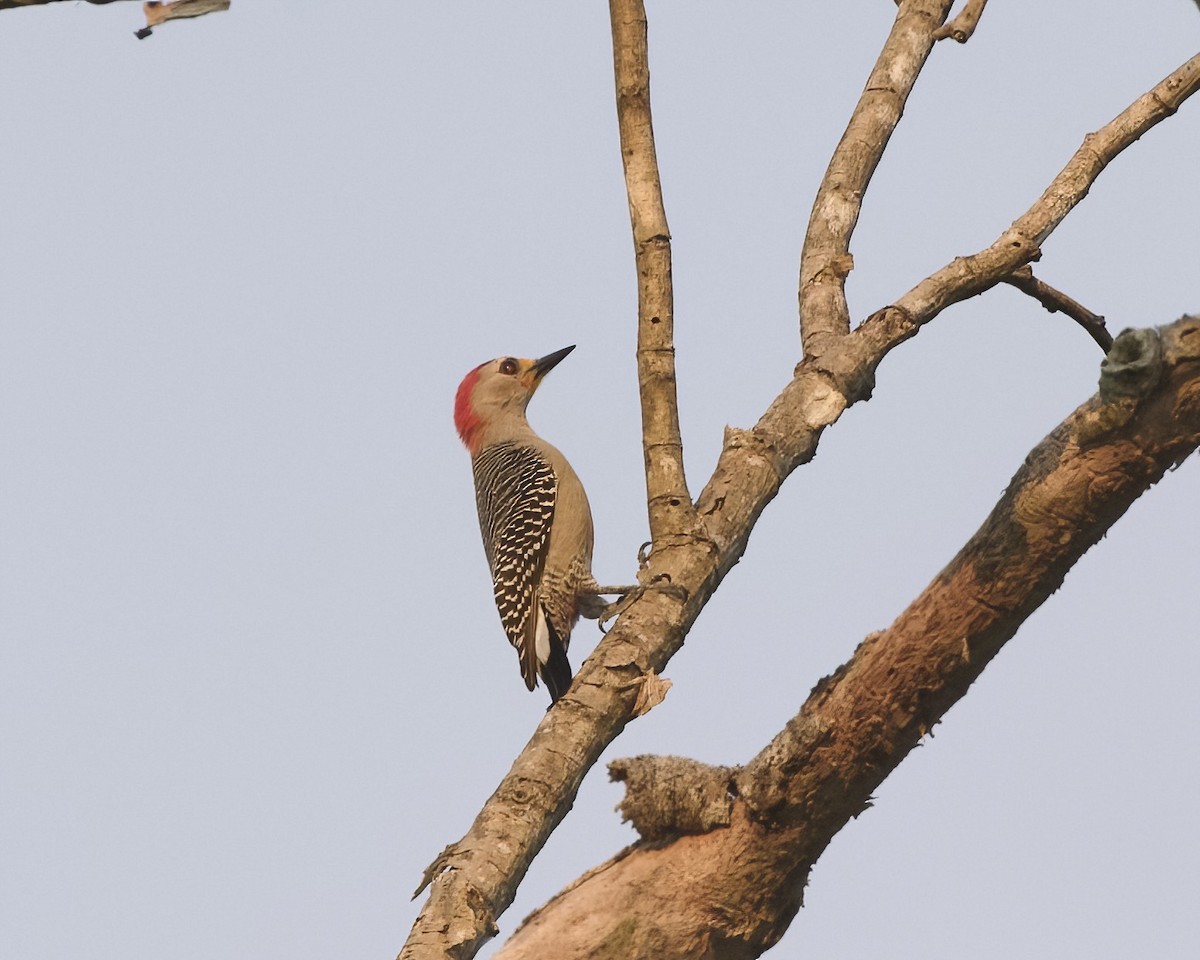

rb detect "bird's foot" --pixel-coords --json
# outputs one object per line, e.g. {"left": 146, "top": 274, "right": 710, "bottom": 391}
{"left": 595, "top": 574, "right": 688, "bottom": 633}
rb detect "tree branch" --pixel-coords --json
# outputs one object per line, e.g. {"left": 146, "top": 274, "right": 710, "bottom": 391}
{"left": 497, "top": 315, "right": 1200, "bottom": 959}
{"left": 859, "top": 52, "right": 1200, "bottom": 355}
{"left": 1003, "top": 265, "right": 1113, "bottom": 352}
{"left": 397, "top": 31, "right": 1200, "bottom": 960}
{"left": 933, "top": 0, "right": 989, "bottom": 43}
{"left": 798, "top": 0, "right": 953, "bottom": 359}
{"left": 610, "top": 0, "right": 699, "bottom": 545}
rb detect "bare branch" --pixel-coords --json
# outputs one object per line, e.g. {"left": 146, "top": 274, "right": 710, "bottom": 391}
{"left": 799, "top": 0, "right": 953, "bottom": 359}
{"left": 497, "top": 316, "right": 1200, "bottom": 960}
{"left": 860, "top": 53, "right": 1200, "bottom": 354}
{"left": 610, "top": 0, "right": 699, "bottom": 544}
{"left": 397, "top": 7, "right": 706, "bottom": 958}
{"left": 398, "top": 31, "right": 1200, "bottom": 960}
{"left": 933, "top": 0, "right": 989, "bottom": 43}
{"left": 1003, "top": 265, "right": 1113, "bottom": 352}
{"left": 696, "top": 52, "right": 1199, "bottom": 670}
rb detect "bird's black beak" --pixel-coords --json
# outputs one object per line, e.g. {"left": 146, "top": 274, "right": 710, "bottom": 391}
{"left": 530, "top": 345, "right": 576, "bottom": 383}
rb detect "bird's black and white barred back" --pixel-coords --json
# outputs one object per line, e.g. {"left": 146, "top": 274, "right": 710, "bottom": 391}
{"left": 471, "top": 441, "right": 570, "bottom": 697}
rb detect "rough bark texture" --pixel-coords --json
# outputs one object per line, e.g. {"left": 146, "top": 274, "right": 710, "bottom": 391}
{"left": 398, "top": 18, "right": 1200, "bottom": 960}
{"left": 610, "top": 755, "right": 737, "bottom": 841}
{"left": 497, "top": 317, "right": 1200, "bottom": 960}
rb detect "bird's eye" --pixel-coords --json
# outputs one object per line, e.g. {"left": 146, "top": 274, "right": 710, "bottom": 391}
{"left": 499, "top": 358, "right": 519, "bottom": 376}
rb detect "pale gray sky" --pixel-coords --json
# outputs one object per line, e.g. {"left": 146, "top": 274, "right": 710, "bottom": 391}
{"left": 1, "top": 3, "right": 1197, "bottom": 958}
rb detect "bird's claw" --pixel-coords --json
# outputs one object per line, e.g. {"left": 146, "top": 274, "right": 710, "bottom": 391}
{"left": 597, "top": 574, "right": 688, "bottom": 633}
{"left": 637, "top": 540, "right": 653, "bottom": 570}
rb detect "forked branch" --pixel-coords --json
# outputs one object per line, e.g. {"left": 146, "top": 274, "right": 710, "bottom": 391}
{"left": 798, "top": 0, "right": 953, "bottom": 358}
{"left": 855, "top": 53, "right": 1200, "bottom": 358}
{"left": 496, "top": 317, "right": 1200, "bottom": 959}
{"left": 398, "top": 25, "right": 1200, "bottom": 960}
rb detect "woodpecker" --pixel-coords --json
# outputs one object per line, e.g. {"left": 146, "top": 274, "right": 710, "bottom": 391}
{"left": 455, "top": 345, "right": 624, "bottom": 702}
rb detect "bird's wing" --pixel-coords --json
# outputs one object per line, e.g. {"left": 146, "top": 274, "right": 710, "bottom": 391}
{"left": 472, "top": 442, "right": 558, "bottom": 690}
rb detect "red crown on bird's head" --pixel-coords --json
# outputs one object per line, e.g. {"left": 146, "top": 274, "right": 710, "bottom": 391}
{"left": 454, "top": 363, "right": 486, "bottom": 454}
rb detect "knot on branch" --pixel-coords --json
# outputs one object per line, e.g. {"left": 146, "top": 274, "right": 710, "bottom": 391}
{"left": 1099, "top": 327, "right": 1163, "bottom": 403}
{"left": 609, "top": 755, "right": 737, "bottom": 841}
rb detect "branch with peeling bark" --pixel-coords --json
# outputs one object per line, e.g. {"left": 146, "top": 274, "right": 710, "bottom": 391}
{"left": 497, "top": 315, "right": 1200, "bottom": 959}
{"left": 398, "top": 20, "right": 1200, "bottom": 960}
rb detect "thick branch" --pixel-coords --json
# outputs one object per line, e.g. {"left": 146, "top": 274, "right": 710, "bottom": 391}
{"left": 933, "top": 0, "right": 989, "bottom": 43}
{"left": 798, "top": 0, "right": 952, "bottom": 358}
{"left": 398, "top": 33, "right": 1200, "bottom": 960}
{"left": 497, "top": 316, "right": 1200, "bottom": 960}
{"left": 1003, "top": 265, "right": 1112, "bottom": 352}
{"left": 610, "top": 0, "right": 698, "bottom": 543}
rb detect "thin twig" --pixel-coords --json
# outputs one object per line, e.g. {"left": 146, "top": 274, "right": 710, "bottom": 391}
{"left": 1003, "top": 265, "right": 1113, "bottom": 352}
{"left": 609, "top": 0, "right": 698, "bottom": 544}
{"left": 798, "top": 0, "right": 953, "bottom": 359}
{"left": 933, "top": 0, "right": 989, "bottom": 43}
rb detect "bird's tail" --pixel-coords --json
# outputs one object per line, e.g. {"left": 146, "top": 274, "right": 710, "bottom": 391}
{"left": 521, "top": 601, "right": 573, "bottom": 702}
{"left": 540, "top": 619, "right": 572, "bottom": 703}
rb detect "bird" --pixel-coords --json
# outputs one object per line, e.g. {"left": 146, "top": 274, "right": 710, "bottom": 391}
{"left": 454, "top": 345, "right": 630, "bottom": 702}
